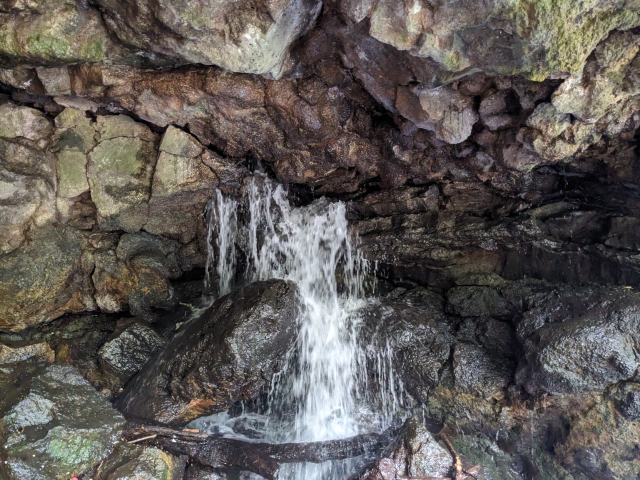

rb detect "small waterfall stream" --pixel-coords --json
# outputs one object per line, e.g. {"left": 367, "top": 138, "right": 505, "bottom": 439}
{"left": 192, "top": 176, "right": 404, "bottom": 479}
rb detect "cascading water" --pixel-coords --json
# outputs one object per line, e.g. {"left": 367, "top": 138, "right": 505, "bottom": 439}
{"left": 192, "top": 175, "right": 405, "bottom": 479}
{"left": 204, "top": 189, "right": 237, "bottom": 299}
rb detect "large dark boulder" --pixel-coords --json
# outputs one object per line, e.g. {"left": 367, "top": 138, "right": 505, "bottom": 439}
{"left": 361, "top": 288, "right": 454, "bottom": 402}
{"left": 516, "top": 286, "right": 640, "bottom": 395}
{"left": 117, "top": 279, "right": 299, "bottom": 425}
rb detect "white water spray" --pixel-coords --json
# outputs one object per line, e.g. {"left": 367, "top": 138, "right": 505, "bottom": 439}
{"left": 195, "top": 176, "right": 404, "bottom": 479}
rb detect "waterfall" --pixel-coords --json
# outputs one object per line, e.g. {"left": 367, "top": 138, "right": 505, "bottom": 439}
{"left": 194, "top": 175, "right": 403, "bottom": 479}
{"left": 204, "top": 189, "right": 237, "bottom": 299}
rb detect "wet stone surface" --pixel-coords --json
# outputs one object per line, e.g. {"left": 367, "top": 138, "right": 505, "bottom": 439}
{"left": 0, "top": 364, "right": 125, "bottom": 480}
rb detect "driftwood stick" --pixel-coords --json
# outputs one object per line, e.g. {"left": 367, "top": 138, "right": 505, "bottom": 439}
{"left": 438, "top": 433, "right": 463, "bottom": 480}
{"left": 124, "top": 423, "right": 210, "bottom": 441}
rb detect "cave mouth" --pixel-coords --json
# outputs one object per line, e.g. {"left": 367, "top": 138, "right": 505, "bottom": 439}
{"left": 1, "top": 1, "right": 640, "bottom": 479}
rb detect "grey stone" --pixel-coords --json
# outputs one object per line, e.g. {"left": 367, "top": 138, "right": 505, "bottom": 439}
{"left": 98, "top": 323, "right": 166, "bottom": 384}
{"left": 0, "top": 364, "right": 126, "bottom": 480}
{"left": 452, "top": 343, "right": 513, "bottom": 399}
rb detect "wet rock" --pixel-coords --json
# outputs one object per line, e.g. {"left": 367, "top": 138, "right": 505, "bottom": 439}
{"left": 35, "top": 66, "right": 71, "bottom": 95}
{"left": 0, "top": 226, "right": 94, "bottom": 332}
{"left": 445, "top": 286, "right": 514, "bottom": 318}
{"left": 345, "top": 0, "right": 640, "bottom": 79}
{"left": 0, "top": 103, "right": 58, "bottom": 254}
{"left": 30, "top": 313, "right": 119, "bottom": 389}
{"left": 0, "top": 0, "right": 113, "bottom": 67}
{"left": 447, "top": 432, "right": 522, "bottom": 480}
{"left": 92, "top": 232, "right": 183, "bottom": 318}
{"left": 0, "top": 364, "right": 125, "bottom": 480}
{"left": 454, "top": 316, "right": 518, "bottom": 358}
{"left": 98, "top": 323, "right": 166, "bottom": 386}
{"left": 452, "top": 343, "right": 513, "bottom": 399}
{"left": 605, "top": 216, "right": 640, "bottom": 251}
{"left": 362, "top": 288, "right": 454, "bottom": 402}
{"left": 87, "top": 115, "right": 158, "bottom": 233}
{"left": 517, "top": 286, "right": 640, "bottom": 395}
{"left": 54, "top": 107, "right": 96, "bottom": 200}
{"left": 0, "top": 103, "right": 53, "bottom": 147}
{"left": 553, "top": 30, "right": 640, "bottom": 124}
{"left": 555, "top": 397, "right": 640, "bottom": 479}
{"left": 96, "top": 443, "right": 186, "bottom": 480}
{"left": 117, "top": 280, "right": 299, "bottom": 425}
{"left": 184, "top": 465, "right": 227, "bottom": 480}
{"left": 418, "top": 85, "right": 478, "bottom": 144}
{"left": 0, "top": 343, "right": 55, "bottom": 365}
{"left": 525, "top": 103, "right": 572, "bottom": 139}
{"left": 358, "top": 418, "right": 452, "bottom": 480}
{"left": 478, "top": 90, "right": 516, "bottom": 131}
{"left": 97, "top": 0, "right": 322, "bottom": 76}
{"left": 610, "top": 382, "right": 640, "bottom": 422}
{"left": 145, "top": 126, "right": 217, "bottom": 243}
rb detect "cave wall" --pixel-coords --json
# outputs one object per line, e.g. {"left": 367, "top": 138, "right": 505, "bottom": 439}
{"left": 0, "top": 0, "right": 639, "bottom": 331}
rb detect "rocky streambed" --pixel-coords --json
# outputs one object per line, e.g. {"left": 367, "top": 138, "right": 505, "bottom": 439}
{"left": 1, "top": 0, "right": 640, "bottom": 479}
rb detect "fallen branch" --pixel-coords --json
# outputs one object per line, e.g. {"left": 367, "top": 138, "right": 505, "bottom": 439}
{"left": 123, "top": 421, "right": 396, "bottom": 480}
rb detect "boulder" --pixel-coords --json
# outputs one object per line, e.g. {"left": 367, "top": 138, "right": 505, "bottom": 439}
{"left": 0, "top": 364, "right": 125, "bottom": 480}
{"left": 516, "top": 286, "right": 640, "bottom": 395}
{"left": 117, "top": 279, "right": 299, "bottom": 425}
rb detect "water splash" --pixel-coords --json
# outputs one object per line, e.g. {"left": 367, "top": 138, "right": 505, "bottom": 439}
{"left": 196, "top": 175, "right": 404, "bottom": 479}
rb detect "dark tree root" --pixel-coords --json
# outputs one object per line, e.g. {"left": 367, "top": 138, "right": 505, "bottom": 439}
{"left": 123, "top": 421, "right": 401, "bottom": 479}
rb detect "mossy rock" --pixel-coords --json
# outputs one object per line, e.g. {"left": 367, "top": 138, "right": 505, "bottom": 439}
{"left": 0, "top": 364, "right": 125, "bottom": 480}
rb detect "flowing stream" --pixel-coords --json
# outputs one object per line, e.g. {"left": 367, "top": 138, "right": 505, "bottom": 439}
{"left": 193, "top": 176, "right": 404, "bottom": 479}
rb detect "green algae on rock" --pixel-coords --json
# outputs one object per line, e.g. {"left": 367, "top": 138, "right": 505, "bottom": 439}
{"left": 0, "top": 0, "right": 111, "bottom": 67}
{"left": 0, "top": 364, "right": 125, "bottom": 480}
